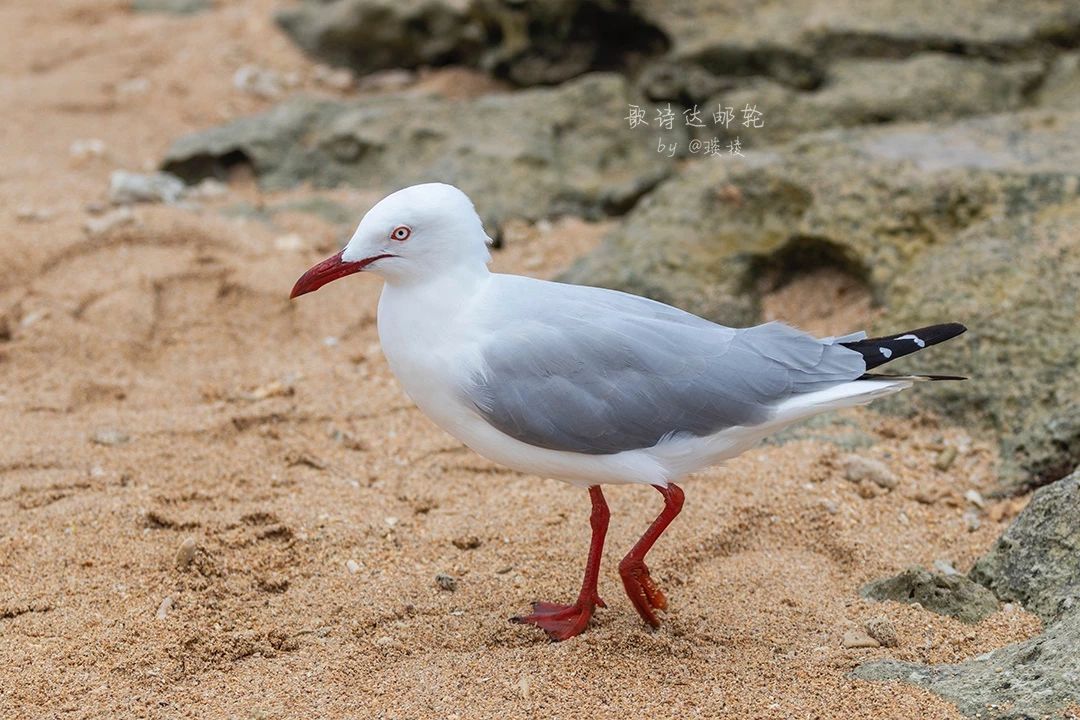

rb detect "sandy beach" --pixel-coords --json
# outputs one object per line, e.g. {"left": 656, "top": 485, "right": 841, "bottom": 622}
{"left": 0, "top": 2, "right": 1050, "bottom": 718}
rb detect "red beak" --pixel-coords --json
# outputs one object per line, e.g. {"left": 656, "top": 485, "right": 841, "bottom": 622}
{"left": 289, "top": 251, "right": 393, "bottom": 299}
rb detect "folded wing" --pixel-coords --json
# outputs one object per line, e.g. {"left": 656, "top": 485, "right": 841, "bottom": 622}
{"left": 464, "top": 279, "right": 868, "bottom": 455}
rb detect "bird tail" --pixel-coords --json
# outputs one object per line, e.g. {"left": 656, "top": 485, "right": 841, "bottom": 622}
{"left": 841, "top": 322, "right": 967, "bottom": 376}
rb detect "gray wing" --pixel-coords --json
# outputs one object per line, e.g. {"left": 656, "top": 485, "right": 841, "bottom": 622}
{"left": 464, "top": 278, "right": 868, "bottom": 455}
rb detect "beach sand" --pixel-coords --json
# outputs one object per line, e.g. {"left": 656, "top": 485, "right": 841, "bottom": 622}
{"left": 0, "top": 3, "right": 1040, "bottom": 718}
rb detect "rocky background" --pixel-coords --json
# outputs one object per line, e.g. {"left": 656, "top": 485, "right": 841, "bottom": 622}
{"left": 2, "top": 1, "right": 1078, "bottom": 718}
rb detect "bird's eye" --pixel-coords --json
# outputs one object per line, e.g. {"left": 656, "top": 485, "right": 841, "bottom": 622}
{"left": 391, "top": 225, "right": 411, "bottom": 242}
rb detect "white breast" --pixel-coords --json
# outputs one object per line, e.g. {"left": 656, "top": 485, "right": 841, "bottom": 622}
{"left": 374, "top": 274, "right": 673, "bottom": 487}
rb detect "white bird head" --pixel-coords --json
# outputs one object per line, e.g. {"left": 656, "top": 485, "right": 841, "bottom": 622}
{"left": 290, "top": 183, "right": 492, "bottom": 298}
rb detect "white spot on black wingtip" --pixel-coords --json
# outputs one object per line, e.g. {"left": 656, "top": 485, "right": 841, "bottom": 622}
{"left": 896, "top": 333, "right": 925, "bottom": 348}
{"left": 880, "top": 347, "right": 893, "bottom": 359}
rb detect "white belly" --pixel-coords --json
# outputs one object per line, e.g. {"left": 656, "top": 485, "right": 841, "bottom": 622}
{"left": 376, "top": 287, "right": 671, "bottom": 487}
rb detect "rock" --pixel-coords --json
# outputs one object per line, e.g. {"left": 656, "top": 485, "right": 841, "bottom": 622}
{"left": 163, "top": 74, "right": 681, "bottom": 226}
{"left": 858, "top": 471, "right": 1080, "bottom": 717}
{"left": 841, "top": 455, "right": 898, "bottom": 490}
{"left": 864, "top": 616, "right": 899, "bottom": 648}
{"left": 108, "top": 170, "right": 186, "bottom": 205}
{"left": 855, "top": 607, "right": 1080, "bottom": 719}
{"left": 346, "top": 559, "right": 360, "bottom": 574}
{"left": 272, "top": 196, "right": 356, "bottom": 226}
{"left": 562, "top": 111, "right": 1080, "bottom": 494}
{"left": 435, "top": 574, "right": 457, "bottom": 592}
{"left": 275, "top": 0, "right": 669, "bottom": 87}
{"left": 131, "top": 0, "right": 210, "bottom": 14}
{"left": 175, "top": 537, "right": 197, "bottom": 569}
{"left": 970, "top": 471, "right": 1080, "bottom": 623}
{"left": 276, "top": 0, "right": 485, "bottom": 78}
{"left": 649, "top": 1, "right": 1079, "bottom": 95}
{"left": 884, "top": 199, "right": 1080, "bottom": 495}
{"left": 842, "top": 629, "right": 880, "bottom": 649}
{"left": 1037, "top": 52, "right": 1080, "bottom": 111}
{"left": 861, "top": 567, "right": 998, "bottom": 623}
{"left": 637, "top": 60, "right": 733, "bottom": 104}
{"left": 699, "top": 54, "right": 1042, "bottom": 145}
{"left": 274, "top": 0, "right": 1080, "bottom": 98}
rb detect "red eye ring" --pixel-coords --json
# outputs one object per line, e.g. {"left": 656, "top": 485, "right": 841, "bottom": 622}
{"left": 391, "top": 225, "right": 411, "bottom": 242}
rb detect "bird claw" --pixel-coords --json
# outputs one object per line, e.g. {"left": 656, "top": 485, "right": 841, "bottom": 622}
{"left": 620, "top": 559, "right": 667, "bottom": 628}
{"left": 511, "top": 597, "right": 602, "bottom": 641}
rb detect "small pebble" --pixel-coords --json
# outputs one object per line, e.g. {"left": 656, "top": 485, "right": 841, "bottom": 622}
{"left": 933, "top": 559, "right": 959, "bottom": 576}
{"left": 156, "top": 595, "right": 173, "bottom": 620}
{"left": 233, "top": 65, "right": 282, "bottom": 98}
{"left": 312, "top": 64, "right": 355, "bottom": 91}
{"left": 356, "top": 68, "right": 416, "bottom": 93}
{"left": 20, "top": 310, "right": 48, "bottom": 328}
{"left": 935, "top": 446, "right": 958, "bottom": 471}
{"left": 913, "top": 490, "right": 940, "bottom": 505}
{"left": 91, "top": 429, "right": 130, "bottom": 446}
{"left": 70, "top": 138, "right": 107, "bottom": 161}
{"left": 186, "top": 178, "right": 228, "bottom": 199}
{"left": 175, "top": 537, "right": 197, "bottom": 569}
{"left": 452, "top": 536, "right": 482, "bottom": 550}
{"left": 116, "top": 76, "right": 150, "bottom": 96}
{"left": 841, "top": 455, "right": 898, "bottom": 490}
{"left": 384, "top": 516, "right": 399, "bottom": 528}
{"left": 964, "top": 489, "right": 986, "bottom": 509}
{"left": 84, "top": 207, "right": 135, "bottom": 237}
{"left": 855, "top": 482, "right": 881, "bottom": 499}
{"left": 963, "top": 510, "right": 982, "bottom": 532}
{"left": 246, "top": 380, "right": 293, "bottom": 401}
{"left": 435, "top": 574, "right": 457, "bottom": 592}
{"left": 374, "top": 635, "right": 401, "bottom": 650}
{"left": 109, "top": 170, "right": 185, "bottom": 205}
{"left": 841, "top": 629, "right": 880, "bottom": 649}
{"left": 15, "top": 207, "right": 55, "bottom": 223}
{"left": 864, "top": 616, "right": 899, "bottom": 647}
{"left": 274, "top": 234, "right": 305, "bottom": 251}
{"left": 346, "top": 559, "right": 360, "bottom": 574}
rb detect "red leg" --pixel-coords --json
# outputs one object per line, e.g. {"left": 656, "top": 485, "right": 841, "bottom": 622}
{"left": 619, "top": 483, "right": 684, "bottom": 628}
{"left": 511, "top": 485, "right": 609, "bottom": 641}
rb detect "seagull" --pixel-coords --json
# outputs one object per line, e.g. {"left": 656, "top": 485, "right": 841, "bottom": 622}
{"left": 290, "top": 183, "right": 966, "bottom": 641}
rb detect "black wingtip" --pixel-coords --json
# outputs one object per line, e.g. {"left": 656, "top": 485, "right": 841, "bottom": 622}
{"left": 843, "top": 322, "right": 968, "bottom": 371}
